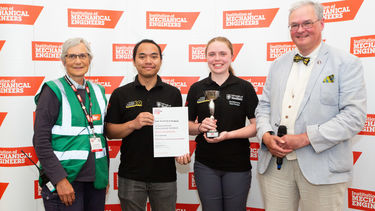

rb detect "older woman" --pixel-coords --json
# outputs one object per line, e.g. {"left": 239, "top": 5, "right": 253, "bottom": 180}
{"left": 33, "top": 37, "right": 108, "bottom": 211}
{"left": 186, "top": 37, "right": 258, "bottom": 211}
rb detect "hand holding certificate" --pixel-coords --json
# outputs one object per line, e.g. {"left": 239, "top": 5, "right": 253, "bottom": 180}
{"left": 153, "top": 107, "right": 189, "bottom": 157}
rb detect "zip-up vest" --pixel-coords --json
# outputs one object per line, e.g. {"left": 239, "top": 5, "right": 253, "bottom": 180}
{"left": 36, "top": 77, "right": 108, "bottom": 189}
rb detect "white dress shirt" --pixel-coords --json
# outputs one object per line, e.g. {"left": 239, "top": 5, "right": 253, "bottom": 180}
{"left": 280, "top": 43, "right": 322, "bottom": 160}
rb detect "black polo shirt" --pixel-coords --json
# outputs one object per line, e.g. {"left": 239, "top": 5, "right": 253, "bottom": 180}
{"left": 186, "top": 73, "right": 258, "bottom": 172}
{"left": 105, "top": 75, "right": 182, "bottom": 182}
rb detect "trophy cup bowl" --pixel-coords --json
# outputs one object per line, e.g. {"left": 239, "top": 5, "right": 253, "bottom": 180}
{"left": 204, "top": 90, "right": 220, "bottom": 138}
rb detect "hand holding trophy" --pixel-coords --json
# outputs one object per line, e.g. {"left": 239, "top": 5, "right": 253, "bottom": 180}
{"left": 205, "top": 90, "right": 220, "bottom": 138}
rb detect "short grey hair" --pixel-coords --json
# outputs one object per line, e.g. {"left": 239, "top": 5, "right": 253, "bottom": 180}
{"left": 289, "top": 1, "right": 324, "bottom": 20}
{"left": 60, "top": 37, "right": 93, "bottom": 63}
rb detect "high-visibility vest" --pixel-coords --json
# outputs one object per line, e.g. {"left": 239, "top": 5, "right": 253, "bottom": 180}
{"left": 36, "top": 77, "right": 108, "bottom": 189}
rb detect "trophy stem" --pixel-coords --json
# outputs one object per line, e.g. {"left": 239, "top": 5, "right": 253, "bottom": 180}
{"left": 205, "top": 90, "right": 220, "bottom": 138}
{"left": 209, "top": 100, "right": 215, "bottom": 119}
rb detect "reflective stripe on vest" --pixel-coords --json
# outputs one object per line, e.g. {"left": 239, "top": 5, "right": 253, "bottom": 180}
{"left": 51, "top": 79, "right": 106, "bottom": 136}
{"left": 54, "top": 148, "right": 107, "bottom": 160}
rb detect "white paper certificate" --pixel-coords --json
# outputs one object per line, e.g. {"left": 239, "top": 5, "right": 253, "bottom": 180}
{"left": 153, "top": 107, "right": 189, "bottom": 157}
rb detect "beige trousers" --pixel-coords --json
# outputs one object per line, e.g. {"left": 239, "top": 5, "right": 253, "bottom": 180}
{"left": 258, "top": 157, "right": 347, "bottom": 211}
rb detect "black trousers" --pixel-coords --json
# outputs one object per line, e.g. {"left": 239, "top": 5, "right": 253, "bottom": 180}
{"left": 41, "top": 181, "right": 106, "bottom": 211}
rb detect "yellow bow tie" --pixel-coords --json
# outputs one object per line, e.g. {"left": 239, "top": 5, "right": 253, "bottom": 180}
{"left": 294, "top": 54, "right": 310, "bottom": 65}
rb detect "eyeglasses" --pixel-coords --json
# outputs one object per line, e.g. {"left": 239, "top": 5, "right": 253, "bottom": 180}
{"left": 65, "top": 53, "right": 90, "bottom": 60}
{"left": 288, "top": 19, "right": 320, "bottom": 31}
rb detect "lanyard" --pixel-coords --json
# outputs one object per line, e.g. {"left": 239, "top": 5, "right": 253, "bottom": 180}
{"left": 64, "top": 75, "right": 96, "bottom": 137}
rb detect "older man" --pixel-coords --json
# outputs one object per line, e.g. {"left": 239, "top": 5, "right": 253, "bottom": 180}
{"left": 255, "top": 1, "right": 366, "bottom": 211}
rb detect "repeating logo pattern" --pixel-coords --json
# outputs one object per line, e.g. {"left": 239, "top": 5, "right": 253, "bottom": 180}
{"left": 223, "top": 8, "right": 279, "bottom": 29}
{"left": 113, "top": 44, "right": 167, "bottom": 62}
{"left": 0, "top": 77, "right": 44, "bottom": 96}
{"left": 359, "top": 114, "right": 375, "bottom": 136}
{"left": 0, "top": 4, "right": 43, "bottom": 25}
{"left": 189, "top": 43, "right": 243, "bottom": 62}
{"left": 351, "top": 35, "right": 375, "bottom": 58}
{"left": 146, "top": 12, "right": 199, "bottom": 30}
{"left": 68, "top": 9, "right": 123, "bottom": 28}
{"left": 0, "top": 147, "right": 38, "bottom": 167}
{"left": 322, "top": 0, "right": 364, "bottom": 22}
{"left": 161, "top": 77, "right": 200, "bottom": 95}
{"left": 32, "top": 41, "right": 63, "bottom": 61}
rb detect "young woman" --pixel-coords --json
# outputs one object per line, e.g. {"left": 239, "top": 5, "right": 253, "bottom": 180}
{"left": 186, "top": 37, "right": 258, "bottom": 211}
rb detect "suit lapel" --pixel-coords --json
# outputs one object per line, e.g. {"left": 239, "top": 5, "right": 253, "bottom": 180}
{"left": 296, "top": 43, "right": 329, "bottom": 120}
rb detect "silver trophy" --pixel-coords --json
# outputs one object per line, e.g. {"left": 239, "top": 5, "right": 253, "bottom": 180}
{"left": 205, "top": 90, "right": 220, "bottom": 138}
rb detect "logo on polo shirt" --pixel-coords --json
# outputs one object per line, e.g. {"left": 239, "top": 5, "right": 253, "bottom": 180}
{"left": 0, "top": 76, "right": 44, "bottom": 96}
{"left": 146, "top": 11, "right": 199, "bottom": 30}
{"left": 156, "top": 101, "right": 172, "bottom": 107}
{"left": 32, "top": 41, "right": 63, "bottom": 61}
{"left": 226, "top": 94, "right": 243, "bottom": 106}
{"left": 348, "top": 188, "right": 375, "bottom": 210}
{"left": 358, "top": 114, "right": 375, "bottom": 136}
{"left": 350, "top": 35, "right": 375, "bottom": 58}
{"left": 196, "top": 96, "right": 208, "bottom": 104}
{"left": 68, "top": 9, "right": 123, "bottom": 28}
{"left": 322, "top": 0, "right": 363, "bottom": 22}
{"left": 226, "top": 94, "right": 243, "bottom": 101}
{"left": 223, "top": 8, "right": 278, "bottom": 29}
{"left": 126, "top": 100, "right": 142, "bottom": 109}
{"left": 0, "top": 4, "right": 43, "bottom": 25}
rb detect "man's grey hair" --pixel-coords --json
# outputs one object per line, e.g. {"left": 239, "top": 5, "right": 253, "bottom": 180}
{"left": 60, "top": 37, "right": 93, "bottom": 63}
{"left": 289, "top": 1, "right": 324, "bottom": 20}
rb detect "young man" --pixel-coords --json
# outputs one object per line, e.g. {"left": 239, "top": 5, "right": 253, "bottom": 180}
{"left": 105, "top": 39, "right": 189, "bottom": 211}
{"left": 256, "top": 1, "right": 367, "bottom": 210}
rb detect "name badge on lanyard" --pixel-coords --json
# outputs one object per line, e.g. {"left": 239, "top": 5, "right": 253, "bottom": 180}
{"left": 64, "top": 75, "right": 103, "bottom": 153}
{"left": 90, "top": 136, "right": 103, "bottom": 152}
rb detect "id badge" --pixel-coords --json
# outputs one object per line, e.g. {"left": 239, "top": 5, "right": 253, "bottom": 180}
{"left": 90, "top": 137, "right": 103, "bottom": 152}
{"left": 46, "top": 181, "right": 56, "bottom": 192}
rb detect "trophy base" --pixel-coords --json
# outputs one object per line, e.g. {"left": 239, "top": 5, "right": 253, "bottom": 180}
{"left": 206, "top": 130, "right": 219, "bottom": 138}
